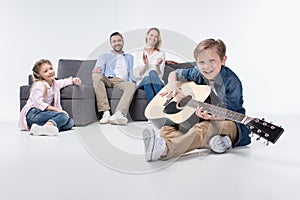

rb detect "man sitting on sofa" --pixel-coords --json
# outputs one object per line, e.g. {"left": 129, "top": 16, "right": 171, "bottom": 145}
{"left": 92, "top": 32, "right": 136, "bottom": 125}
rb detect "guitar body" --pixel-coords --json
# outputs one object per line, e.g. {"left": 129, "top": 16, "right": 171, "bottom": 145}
{"left": 145, "top": 81, "right": 284, "bottom": 144}
{"left": 145, "top": 82, "right": 211, "bottom": 130}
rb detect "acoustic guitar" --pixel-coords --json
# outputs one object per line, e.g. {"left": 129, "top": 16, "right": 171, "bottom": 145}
{"left": 144, "top": 81, "right": 284, "bottom": 144}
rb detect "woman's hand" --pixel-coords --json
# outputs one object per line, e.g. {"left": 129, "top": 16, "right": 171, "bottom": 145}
{"left": 143, "top": 53, "right": 149, "bottom": 65}
{"left": 156, "top": 57, "right": 163, "bottom": 66}
{"left": 155, "top": 57, "right": 163, "bottom": 75}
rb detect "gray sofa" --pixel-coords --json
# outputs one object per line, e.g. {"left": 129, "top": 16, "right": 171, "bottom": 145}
{"left": 19, "top": 59, "right": 195, "bottom": 126}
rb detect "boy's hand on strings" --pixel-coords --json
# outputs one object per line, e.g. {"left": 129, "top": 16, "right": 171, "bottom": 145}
{"left": 196, "top": 106, "right": 224, "bottom": 120}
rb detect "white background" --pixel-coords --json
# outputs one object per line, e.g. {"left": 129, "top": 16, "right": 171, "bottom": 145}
{"left": 1, "top": 0, "right": 299, "bottom": 121}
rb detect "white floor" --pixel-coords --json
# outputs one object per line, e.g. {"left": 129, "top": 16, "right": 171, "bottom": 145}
{"left": 1, "top": 114, "right": 299, "bottom": 200}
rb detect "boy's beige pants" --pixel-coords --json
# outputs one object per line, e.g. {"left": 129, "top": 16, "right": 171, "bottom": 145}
{"left": 160, "top": 120, "right": 237, "bottom": 160}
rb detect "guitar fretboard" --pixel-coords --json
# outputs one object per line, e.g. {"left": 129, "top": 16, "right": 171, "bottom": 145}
{"left": 187, "top": 99, "right": 251, "bottom": 124}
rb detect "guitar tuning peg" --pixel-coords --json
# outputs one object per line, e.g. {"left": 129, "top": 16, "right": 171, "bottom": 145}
{"left": 264, "top": 140, "right": 269, "bottom": 146}
{"left": 262, "top": 118, "right": 265, "bottom": 121}
{"left": 256, "top": 137, "right": 261, "bottom": 141}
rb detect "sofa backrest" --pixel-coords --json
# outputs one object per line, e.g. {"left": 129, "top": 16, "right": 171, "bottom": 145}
{"left": 57, "top": 59, "right": 97, "bottom": 86}
{"left": 162, "top": 62, "right": 196, "bottom": 84}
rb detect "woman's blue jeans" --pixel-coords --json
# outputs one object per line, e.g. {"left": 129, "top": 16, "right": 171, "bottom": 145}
{"left": 137, "top": 70, "right": 164, "bottom": 102}
{"left": 26, "top": 108, "right": 74, "bottom": 131}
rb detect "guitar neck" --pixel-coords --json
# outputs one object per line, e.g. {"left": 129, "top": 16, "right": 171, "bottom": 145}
{"left": 189, "top": 99, "right": 252, "bottom": 124}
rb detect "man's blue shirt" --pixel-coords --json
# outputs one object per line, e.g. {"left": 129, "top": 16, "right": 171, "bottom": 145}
{"left": 97, "top": 50, "right": 135, "bottom": 83}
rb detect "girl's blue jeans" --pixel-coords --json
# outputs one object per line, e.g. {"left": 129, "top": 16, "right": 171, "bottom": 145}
{"left": 26, "top": 108, "right": 74, "bottom": 131}
{"left": 137, "top": 70, "right": 164, "bottom": 102}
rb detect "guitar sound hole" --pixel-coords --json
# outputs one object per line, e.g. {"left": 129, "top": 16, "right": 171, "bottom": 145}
{"left": 178, "top": 95, "right": 193, "bottom": 108}
{"left": 163, "top": 102, "right": 181, "bottom": 114}
{"left": 163, "top": 95, "right": 193, "bottom": 115}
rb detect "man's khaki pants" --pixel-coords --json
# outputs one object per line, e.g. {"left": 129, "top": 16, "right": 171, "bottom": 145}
{"left": 92, "top": 73, "right": 136, "bottom": 116}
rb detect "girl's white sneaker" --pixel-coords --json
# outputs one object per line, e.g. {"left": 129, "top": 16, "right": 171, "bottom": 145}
{"left": 29, "top": 124, "right": 59, "bottom": 136}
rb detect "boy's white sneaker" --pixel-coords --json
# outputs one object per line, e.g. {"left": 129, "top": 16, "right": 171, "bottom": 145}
{"left": 29, "top": 123, "right": 58, "bottom": 136}
{"left": 143, "top": 125, "right": 166, "bottom": 162}
{"left": 99, "top": 111, "right": 111, "bottom": 124}
{"left": 209, "top": 135, "right": 232, "bottom": 153}
{"left": 108, "top": 111, "right": 128, "bottom": 125}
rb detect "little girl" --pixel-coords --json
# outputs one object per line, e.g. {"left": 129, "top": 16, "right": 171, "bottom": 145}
{"left": 19, "top": 59, "right": 81, "bottom": 136}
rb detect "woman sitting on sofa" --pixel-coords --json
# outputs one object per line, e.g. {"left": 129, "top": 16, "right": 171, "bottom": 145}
{"left": 132, "top": 27, "right": 166, "bottom": 102}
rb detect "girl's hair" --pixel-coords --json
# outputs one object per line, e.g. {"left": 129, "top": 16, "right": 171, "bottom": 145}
{"left": 145, "top": 27, "right": 162, "bottom": 51}
{"left": 193, "top": 39, "right": 226, "bottom": 61}
{"left": 32, "top": 59, "right": 52, "bottom": 82}
{"left": 31, "top": 59, "right": 52, "bottom": 99}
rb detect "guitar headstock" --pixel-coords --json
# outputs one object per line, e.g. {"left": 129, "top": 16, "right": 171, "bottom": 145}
{"left": 246, "top": 118, "right": 284, "bottom": 144}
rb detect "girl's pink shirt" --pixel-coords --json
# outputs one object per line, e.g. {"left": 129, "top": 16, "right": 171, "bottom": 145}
{"left": 18, "top": 77, "right": 73, "bottom": 130}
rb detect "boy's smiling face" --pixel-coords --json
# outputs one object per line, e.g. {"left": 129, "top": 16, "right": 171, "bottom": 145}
{"left": 196, "top": 47, "right": 226, "bottom": 81}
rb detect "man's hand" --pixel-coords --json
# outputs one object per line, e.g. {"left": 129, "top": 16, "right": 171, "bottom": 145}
{"left": 92, "top": 67, "right": 103, "bottom": 73}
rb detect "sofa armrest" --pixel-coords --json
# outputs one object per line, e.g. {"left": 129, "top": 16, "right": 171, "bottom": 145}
{"left": 60, "top": 84, "right": 97, "bottom": 126}
{"left": 20, "top": 85, "right": 31, "bottom": 111}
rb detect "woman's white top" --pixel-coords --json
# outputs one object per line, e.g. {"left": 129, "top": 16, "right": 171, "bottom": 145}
{"left": 132, "top": 49, "right": 165, "bottom": 85}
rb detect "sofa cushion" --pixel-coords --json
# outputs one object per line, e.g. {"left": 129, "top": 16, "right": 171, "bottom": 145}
{"left": 106, "top": 88, "right": 146, "bottom": 99}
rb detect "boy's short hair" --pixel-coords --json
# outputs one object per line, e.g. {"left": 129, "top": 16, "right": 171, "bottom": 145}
{"left": 194, "top": 39, "right": 226, "bottom": 61}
